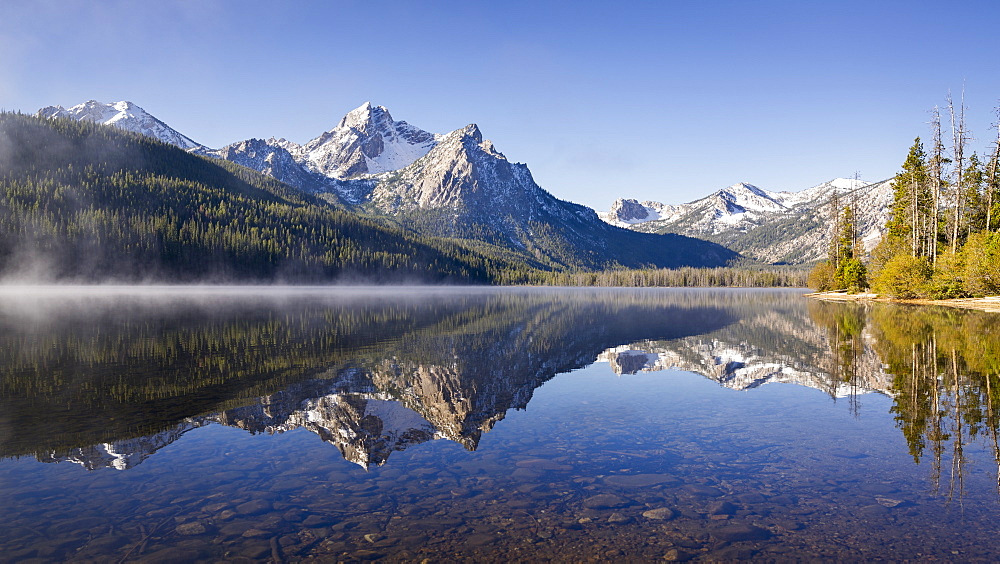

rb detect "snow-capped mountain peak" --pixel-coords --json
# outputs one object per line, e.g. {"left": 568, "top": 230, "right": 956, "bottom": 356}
{"left": 715, "top": 182, "right": 787, "bottom": 215}
{"left": 337, "top": 101, "right": 380, "bottom": 129}
{"left": 294, "top": 102, "right": 442, "bottom": 179}
{"left": 36, "top": 100, "right": 206, "bottom": 151}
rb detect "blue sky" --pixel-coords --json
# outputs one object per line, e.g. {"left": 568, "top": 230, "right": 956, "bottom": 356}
{"left": 3, "top": 0, "right": 999, "bottom": 210}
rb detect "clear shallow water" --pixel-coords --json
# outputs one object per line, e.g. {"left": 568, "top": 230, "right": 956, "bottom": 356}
{"left": 1, "top": 287, "right": 999, "bottom": 562}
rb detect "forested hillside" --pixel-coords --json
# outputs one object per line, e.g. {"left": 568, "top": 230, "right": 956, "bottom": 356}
{"left": 0, "top": 113, "right": 524, "bottom": 283}
{"left": 0, "top": 113, "right": 747, "bottom": 284}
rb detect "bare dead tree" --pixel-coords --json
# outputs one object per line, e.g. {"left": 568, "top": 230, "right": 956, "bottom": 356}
{"left": 929, "top": 106, "right": 945, "bottom": 264}
{"left": 851, "top": 172, "right": 861, "bottom": 256}
{"left": 948, "top": 90, "right": 971, "bottom": 254}
{"left": 987, "top": 104, "right": 1000, "bottom": 232}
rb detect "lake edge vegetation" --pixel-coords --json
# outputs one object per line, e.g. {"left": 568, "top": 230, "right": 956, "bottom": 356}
{"left": 809, "top": 93, "right": 1000, "bottom": 299}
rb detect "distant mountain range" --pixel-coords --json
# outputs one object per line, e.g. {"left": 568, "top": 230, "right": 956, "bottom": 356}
{"left": 29, "top": 101, "right": 739, "bottom": 274}
{"left": 599, "top": 178, "right": 893, "bottom": 264}
{"left": 34, "top": 99, "right": 897, "bottom": 268}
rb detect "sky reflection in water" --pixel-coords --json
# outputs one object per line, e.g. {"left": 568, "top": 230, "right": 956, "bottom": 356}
{"left": 1, "top": 287, "right": 999, "bottom": 562}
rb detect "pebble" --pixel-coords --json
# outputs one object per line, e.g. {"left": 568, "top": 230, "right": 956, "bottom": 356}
{"left": 302, "top": 514, "right": 335, "bottom": 527}
{"left": 876, "top": 497, "right": 905, "bottom": 508}
{"left": 736, "top": 493, "right": 767, "bottom": 504}
{"left": 861, "top": 483, "right": 900, "bottom": 494}
{"left": 775, "top": 520, "right": 804, "bottom": 531}
{"left": 663, "top": 547, "right": 694, "bottom": 561}
{"left": 858, "top": 504, "right": 890, "bottom": 517}
{"left": 607, "top": 512, "right": 631, "bottom": 523}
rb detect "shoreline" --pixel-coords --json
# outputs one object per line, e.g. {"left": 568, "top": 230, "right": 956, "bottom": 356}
{"left": 805, "top": 291, "right": 1000, "bottom": 313}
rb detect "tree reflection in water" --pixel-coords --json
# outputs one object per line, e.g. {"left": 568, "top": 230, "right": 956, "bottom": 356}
{"left": 811, "top": 299, "right": 1000, "bottom": 502}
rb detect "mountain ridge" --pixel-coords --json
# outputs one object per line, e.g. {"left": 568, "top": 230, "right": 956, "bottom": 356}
{"left": 37, "top": 100, "right": 208, "bottom": 152}
{"left": 601, "top": 178, "right": 893, "bottom": 264}
{"left": 34, "top": 99, "right": 741, "bottom": 271}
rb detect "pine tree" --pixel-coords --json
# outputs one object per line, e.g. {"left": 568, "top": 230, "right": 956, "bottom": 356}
{"left": 833, "top": 204, "right": 867, "bottom": 292}
{"left": 963, "top": 153, "right": 986, "bottom": 235}
{"left": 887, "top": 138, "right": 932, "bottom": 258}
{"left": 986, "top": 107, "right": 1000, "bottom": 232}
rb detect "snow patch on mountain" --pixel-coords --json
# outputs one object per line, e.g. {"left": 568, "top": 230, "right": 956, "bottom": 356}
{"left": 209, "top": 138, "right": 348, "bottom": 199}
{"left": 37, "top": 100, "right": 207, "bottom": 151}
{"left": 289, "top": 102, "right": 441, "bottom": 179}
{"left": 601, "top": 177, "right": 891, "bottom": 263}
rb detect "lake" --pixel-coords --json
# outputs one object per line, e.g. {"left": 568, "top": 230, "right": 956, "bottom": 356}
{"left": 1, "top": 286, "right": 999, "bottom": 562}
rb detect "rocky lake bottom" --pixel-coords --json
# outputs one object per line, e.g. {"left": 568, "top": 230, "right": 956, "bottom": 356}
{"left": 1, "top": 287, "right": 999, "bottom": 561}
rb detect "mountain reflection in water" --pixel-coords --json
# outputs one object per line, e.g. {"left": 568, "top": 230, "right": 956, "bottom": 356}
{"left": 1, "top": 288, "right": 738, "bottom": 469}
{"left": 3, "top": 288, "right": 1000, "bottom": 562}
{"left": 4, "top": 288, "right": 1000, "bottom": 483}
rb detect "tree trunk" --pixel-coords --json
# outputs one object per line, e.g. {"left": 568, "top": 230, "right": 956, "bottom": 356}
{"left": 930, "top": 107, "right": 944, "bottom": 264}
{"left": 949, "top": 92, "right": 968, "bottom": 254}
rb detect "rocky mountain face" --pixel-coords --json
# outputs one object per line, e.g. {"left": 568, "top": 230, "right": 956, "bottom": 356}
{"left": 209, "top": 138, "right": 346, "bottom": 200}
{"left": 278, "top": 102, "right": 441, "bottom": 180}
{"left": 598, "top": 328, "right": 890, "bottom": 397}
{"left": 600, "top": 178, "right": 894, "bottom": 264}
{"left": 36, "top": 100, "right": 740, "bottom": 269}
{"left": 363, "top": 124, "right": 601, "bottom": 242}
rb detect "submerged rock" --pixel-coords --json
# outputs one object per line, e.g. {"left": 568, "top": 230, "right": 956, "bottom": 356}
{"left": 582, "top": 494, "right": 629, "bottom": 509}
{"left": 175, "top": 521, "right": 207, "bottom": 536}
{"left": 711, "top": 524, "right": 771, "bottom": 542}
{"left": 641, "top": 507, "right": 676, "bottom": 520}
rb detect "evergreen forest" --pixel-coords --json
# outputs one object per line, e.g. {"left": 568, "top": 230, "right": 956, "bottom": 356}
{"left": 809, "top": 96, "right": 1000, "bottom": 299}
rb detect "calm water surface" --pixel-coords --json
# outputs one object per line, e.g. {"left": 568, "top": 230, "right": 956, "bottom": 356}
{"left": 1, "top": 287, "right": 999, "bottom": 562}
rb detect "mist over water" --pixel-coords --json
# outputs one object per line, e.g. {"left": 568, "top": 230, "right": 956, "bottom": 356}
{"left": 1, "top": 287, "right": 999, "bottom": 561}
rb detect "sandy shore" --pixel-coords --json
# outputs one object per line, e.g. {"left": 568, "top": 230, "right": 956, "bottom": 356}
{"left": 805, "top": 291, "right": 1000, "bottom": 313}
